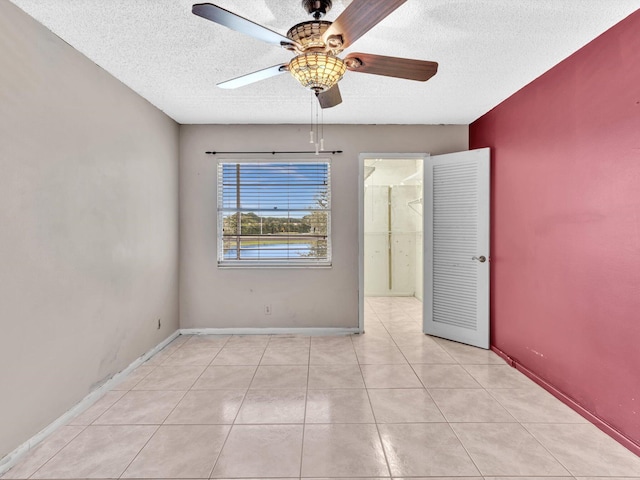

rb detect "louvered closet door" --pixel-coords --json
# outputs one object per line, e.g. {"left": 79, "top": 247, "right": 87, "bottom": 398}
{"left": 423, "top": 148, "right": 490, "bottom": 349}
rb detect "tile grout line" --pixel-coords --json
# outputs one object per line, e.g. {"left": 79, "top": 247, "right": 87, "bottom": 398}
{"left": 379, "top": 298, "right": 489, "bottom": 478}
{"left": 375, "top": 299, "right": 433, "bottom": 393}
{"left": 25, "top": 336, "right": 175, "bottom": 479}
{"left": 113, "top": 424, "right": 162, "bottom": 480}
{"left": 350, "top": 333, "right": 393, "bottom": 479}
{"left": 21, "top": 425, "right": 89, "bottom": 480}
{"left": 12, "top": 311, "right": 623, "bottom": 480}
{"left": 299, "top": 335, "right": 312, "bottom": 479}
{"left": 26, "top": 334, "right": 193, "bottom": 480}
{"left": 116, "top": 334, "right": 211, "bottom": 480}
{"left": 518, "top": 421, "right": 578, "bottom": 476}
{"left": 376, "top": 298, "right": 571, "bottom": 478}
{"left": 206, "top": 335, "right": 270, "bottom": 479}
{"left": 371, "top": 298, "right": 488, "bottom": 478}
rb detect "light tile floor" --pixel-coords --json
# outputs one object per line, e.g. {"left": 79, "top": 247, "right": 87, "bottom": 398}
{"left": 3, "top": 296, "right": 640, "bottom": 479}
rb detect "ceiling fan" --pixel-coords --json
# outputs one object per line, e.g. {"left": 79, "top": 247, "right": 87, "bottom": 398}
{"left": 192, "top": 0, "right": 438, "bottom": 108}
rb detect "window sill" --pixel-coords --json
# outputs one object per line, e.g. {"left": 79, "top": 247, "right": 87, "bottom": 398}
{"left": 217, "top": 262, "right": 332, "bottom": 269}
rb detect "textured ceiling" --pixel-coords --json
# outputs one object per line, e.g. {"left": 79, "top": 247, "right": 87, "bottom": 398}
{"left": 9, "top": 0, "right": 640, "bottom": 124}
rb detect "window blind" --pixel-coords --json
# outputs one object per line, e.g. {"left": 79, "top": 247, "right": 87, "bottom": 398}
{"left": 217, "top": 161, "right": 331, "bottom": 266}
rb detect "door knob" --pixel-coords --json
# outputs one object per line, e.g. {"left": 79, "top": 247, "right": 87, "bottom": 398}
{"left": 472, "top": 255, "right": 486, "bottom": 263}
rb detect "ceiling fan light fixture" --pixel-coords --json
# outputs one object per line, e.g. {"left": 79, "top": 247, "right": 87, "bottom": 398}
{"left": 193, "top": 0, "right": 437, "bottom": 108}
{"left": 289, "top": 52, "right": 346, "bottom": 92}
{"left": 287, "top": 21, "right": 331, "bottom": 50}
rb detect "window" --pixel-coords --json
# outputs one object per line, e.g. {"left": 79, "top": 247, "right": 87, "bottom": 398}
{"left": 217, "top": 161, "right": 331, "bottom": 267}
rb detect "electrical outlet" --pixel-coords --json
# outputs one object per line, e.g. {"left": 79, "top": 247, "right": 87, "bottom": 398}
{"left": 157, "top": 318, "right": 161, "bottom": 330}
{"left": 264, "top": 305, "right": 272, "bottom": 315}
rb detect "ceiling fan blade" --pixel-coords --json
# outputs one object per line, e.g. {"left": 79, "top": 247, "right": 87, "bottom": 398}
{"left": 192, "top": 3, "right": 298, "bottom": 49}
{"left": 316, "top": 85, "right": 342, "bottom": 109}
{"left": 344, "top": 53, "right": 438, "bottom": 81}
{"left": 217, "top": 63, "right": 289, "bottom": 89}
{"left": 324, "top": 0, "right": 406, "bottom": 50}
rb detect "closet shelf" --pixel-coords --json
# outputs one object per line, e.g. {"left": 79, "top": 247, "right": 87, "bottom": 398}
{"left": 407, "top": 197, "right": 423, "bottom": 216}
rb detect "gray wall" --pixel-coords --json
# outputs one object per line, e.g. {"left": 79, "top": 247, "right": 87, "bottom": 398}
{"left": 0, "top": 2, "right": 179, "bottom": 457}
{"left": 180, "top": 124, "right": 468, "bottom": 329}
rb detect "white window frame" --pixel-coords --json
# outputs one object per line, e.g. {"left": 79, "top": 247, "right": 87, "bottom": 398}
{"left": 216, "top": 158, "right": 332, "bottom": 268}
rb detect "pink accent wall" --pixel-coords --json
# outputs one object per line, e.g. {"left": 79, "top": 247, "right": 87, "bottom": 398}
{"left": 470, "top": 10, "right": 640, "bottom": 450}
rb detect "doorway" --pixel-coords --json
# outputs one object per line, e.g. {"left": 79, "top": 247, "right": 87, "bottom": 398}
{"left": 358, "top": 149, "right": 490, "bottom": 346}
{"left": 359, "top": 154, "right": 426, "bottom": 333}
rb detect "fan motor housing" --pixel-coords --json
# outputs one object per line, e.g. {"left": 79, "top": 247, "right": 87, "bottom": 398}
{"left": 302, "top": 0, "right": 332, "bottom": 19}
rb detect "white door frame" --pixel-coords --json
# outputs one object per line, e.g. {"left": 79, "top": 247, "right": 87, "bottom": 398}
{"left": 358, "top": 153, "right": 428, "bottom": 334}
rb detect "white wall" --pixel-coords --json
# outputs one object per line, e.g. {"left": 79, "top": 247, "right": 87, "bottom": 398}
{"left": 180, "top": 124, "right": 467, "bottom": 328}
{"left": 0, "top": 2, "right": 179, "bottom": 458}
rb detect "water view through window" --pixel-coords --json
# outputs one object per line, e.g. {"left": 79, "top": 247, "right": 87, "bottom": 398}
{"left": 217, "top": 161, "right": 331, "bottom": 265}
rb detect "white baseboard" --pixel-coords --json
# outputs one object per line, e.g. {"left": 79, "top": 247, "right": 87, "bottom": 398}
{"left": 180, "top": 327, "right": 360, "bottom": 336}
{"left": 0, "top": 330, "right": 180, "bottom": 475}
{"left": 1, "top": 326, "right": 360, "bottom": 473}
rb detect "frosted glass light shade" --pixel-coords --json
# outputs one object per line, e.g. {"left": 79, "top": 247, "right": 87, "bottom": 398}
{"left": 287, "top": 21, "right": 331, "bottom": 49}
{"left": 289, "top": 53, "right": 346, "bottom": 92}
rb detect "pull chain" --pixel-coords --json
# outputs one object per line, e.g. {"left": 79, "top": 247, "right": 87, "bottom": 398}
{"left": 315, "top": 98, "right": 320, "bottom": 155}
{"left": 309, "top": 91, "right": 315, "bottom": 144}
{"left": 307, "top": 91, "right": 328, "bottom": 154}
{"left": 320, "top": 106, "right": 325, "bottom": 151}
